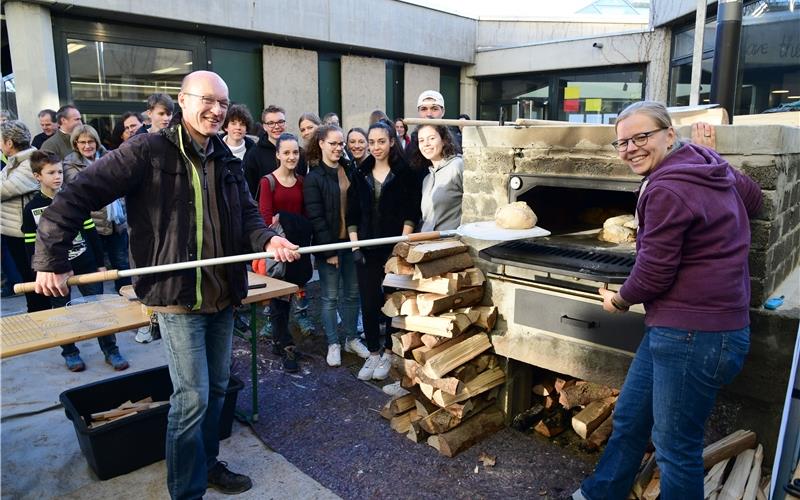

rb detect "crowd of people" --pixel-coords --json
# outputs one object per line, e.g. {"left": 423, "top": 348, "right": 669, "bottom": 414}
{"left": 2, "top": 70, "right": 760, "bottom": 500}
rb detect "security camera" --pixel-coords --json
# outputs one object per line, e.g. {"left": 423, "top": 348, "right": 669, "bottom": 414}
{"left": 592, "top": 42, "right": 603, "bottom": 48}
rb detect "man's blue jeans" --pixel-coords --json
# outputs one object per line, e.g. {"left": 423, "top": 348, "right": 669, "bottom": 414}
{"left": 579, "top": 326, "right": 749, "bottom": 500}
{"left": 157, "top": 307, "right": 233, "bottom": 500}
{"left": 317, "top": 249, "right": 359, "bottom": 346}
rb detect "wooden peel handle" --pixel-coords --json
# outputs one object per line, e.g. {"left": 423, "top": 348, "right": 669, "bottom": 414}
{"left": 13, "top": 269, "right": 120, "bottom": 295}
{"left": 406, "top": 231, "right": 442, "bottom": 242}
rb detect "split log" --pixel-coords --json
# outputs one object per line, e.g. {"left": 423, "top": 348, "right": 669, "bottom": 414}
{"left": 453, "top": 306, "right": 498, "bottom": 331}
{"left": 418, "top": 397, "right": 493, "bottom": 435}
{"left": 413, "top": 252, "right": 473, "bottom": 279}
{"left": 718, "top": 448, "right": 756, "bottom": 500}
{"left": 452, "top": 363, "right": 478, "bottom": 384}
{"left": 420, "top": 333, "right": 450, "bottom": 348}
{"left": 631, "top": 454, "right": 657, "bottom": 499}
{"left": 470, "top": 353, "right": 497, "bottom": 372}
{"left": 642, "top": 472, "right": 660, "bottom": 500}
{"left": 384, "top": 256, "right": 414, "bottom": 275}
{"left": 702, "top": 429, "right": 757, "bottom": 469}
{"left": 390, "top": 408, "right": 420, "bottom": 434}
{"left": 392, "top": 238, "right": 462, "bottom": 260}
{"left": 416, "top": 286, "right": 483, "bottom": 316}
{"left": 399, "top": 297, "right": 419, "bottom": 316}
{"left": 532, "top": 376, "right": 556, "bottom": 397}
{"left": 387, "top": 393, "right": 416, "bottom": 416}
{"left": 742, "top": 444, "right": 763, "bottom": 500}
{"left": 393, "top": 311, "right": 477, "bottom": 338}
{"left": 572, "top": 396, "right": 617, "bottom": 439}
{"left": 399, "top": 331, "right": 423, "bottom": 353}
{"left": 462, "top": 267, "right": 486, "bottom": 287}
{"left": 406, "top": 420, "right": 429, "bottom": 443}
{"left": 511, "top": 403, "right": 546, "bottom": 432}
{"left": 431, "top": 366, "right": 505, "bottom": 407}
{"left": 419, "top": 382, "right": 435, "bottom": 400}
{"left": 422, "top": 332, "right": 492, "bottom": 379}
{"left": 559, "top": 381, "right": 619, "bottom": 409}
{"left": 555, "top": 377, "right": 576, "bottom": 393}
{"left": 704, "top": 458, "right": 731, "bottom": 499}
{"left": 581, "top": 414, "right": 614, "bottom": 452}
{"left": 534, "top": 407, "right": 570, "bottom": 438}
{"left": 404, "top": 239, "right": 468, "bottom": 263}
{"left": 381, "top": 290, "right": 418, "bottom": 317}
{"left": 383, "top": 273, "right": 461, "bottom": 295}
{"left": 411, "top": 332, "right": 474, "bottom": 365}
{"left": 427, "top": 406, "right": 504, "bottom": 457}
{"left": 399, "top": 357, "right": 463, "bottom": 395}
{"left": 415, "top": 398, "right": 439, "bottom": 418}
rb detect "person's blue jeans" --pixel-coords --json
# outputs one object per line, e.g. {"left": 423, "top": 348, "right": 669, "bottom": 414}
{"left": 316, "top": 249, "right": 360, "bottom": 345}
{"left": 157, "top": 307, "right": 234, "bottom": 500}
{"left": 579, "top": 326, "right": 749, "bottom": 500}
{"left": 101, "top": 231, "right": 132, "bottom": 292}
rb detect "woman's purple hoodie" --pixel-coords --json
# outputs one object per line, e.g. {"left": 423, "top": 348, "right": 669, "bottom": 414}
{"left": 619, "top": 142, "right": 762, "bottom": 331}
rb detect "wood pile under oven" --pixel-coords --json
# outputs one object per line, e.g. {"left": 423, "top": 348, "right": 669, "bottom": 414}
{"left": 378, "top": 238, "right": 505, "bottom": 457}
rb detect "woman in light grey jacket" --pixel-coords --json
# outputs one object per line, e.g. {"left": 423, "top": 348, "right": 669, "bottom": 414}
{"left": 413, "top": 124, "right": 463, "bottom": 231}
{"left": 0, "top": 120, "right": 45, "bottom": 309}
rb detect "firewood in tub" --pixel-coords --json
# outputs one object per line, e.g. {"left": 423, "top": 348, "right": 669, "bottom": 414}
{"left": 703, "top": 458, "right": 731, "bottom": 499}
{"left": 415, "top": 286, "right": 484, "bottom": 316}
{"left": 427, "top": 406, "right": 505, "bottom": 457}
{"left": 384, "top": 256, "right": 414, "bottom": 275}
{"left": 412, "top": 252, "right": 474, "bottom": 279}
{"left": 598, "top": 214, "right": 637, "bottom": 243}
{"left": 571, "top": 396, "right": 617, "bottom": 439}
{"left": 742, "top": 444, "right": 764, "bottom": 500}
{"left": 631, "top": 453, "right": 657, "bottom": 499}
{"left": 558, "top": 381, "right": 620, "bottom": 409}
{"left": 381, "top": 290, "right": 418, "bottom": 317}
{"left": 718, "top": 448, "right": 756, "bottom": 500}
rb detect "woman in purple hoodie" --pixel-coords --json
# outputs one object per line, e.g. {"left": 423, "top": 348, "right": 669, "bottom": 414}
{"left": 574, "top": 101, "right": 762, "bottom": 500}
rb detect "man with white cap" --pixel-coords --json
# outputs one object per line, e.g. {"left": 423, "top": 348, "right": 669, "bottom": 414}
{"left": 406, "top": 90, "right": 461, "bottom": 173}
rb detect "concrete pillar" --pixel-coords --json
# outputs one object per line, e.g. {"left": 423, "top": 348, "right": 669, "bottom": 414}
{"left": 262, "top": 45, "right": 318, "bottom": 137}
{"left": 403, "top": 63, "right": 440, "bottom": 119}
{"left": 4, "top": 2, "right": 60, "bottom": 133}
{"left": 459, "top": 66, "right": 478, "bottom": 118}
{"left": 340, "top": 55, "right": 386, "bottom": 132}
{"left": 645, "top": 28, "right": 671, "bottom": 103}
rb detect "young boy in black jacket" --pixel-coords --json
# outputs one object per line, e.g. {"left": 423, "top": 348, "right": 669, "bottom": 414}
{"left": 22, "top": 151, "right": 128, "bottom": 372}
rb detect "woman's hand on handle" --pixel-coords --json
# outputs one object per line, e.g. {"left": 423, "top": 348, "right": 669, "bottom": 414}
{"left": 35, "top": 271, "right": 73, "bottom": 297}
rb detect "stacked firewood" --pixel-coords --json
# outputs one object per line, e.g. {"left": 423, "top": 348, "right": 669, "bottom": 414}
{"left": 513, "top": 374, "right": 619, "bottom": 449}
{"left": 378, "top": 238, "right": 505, "bottom": 457}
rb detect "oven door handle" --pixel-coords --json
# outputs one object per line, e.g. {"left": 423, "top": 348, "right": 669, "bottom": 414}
{"left": 560, "top": 315, "right": 597, "bottom": 329}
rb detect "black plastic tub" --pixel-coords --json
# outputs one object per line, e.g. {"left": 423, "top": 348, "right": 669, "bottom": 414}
{"left": 59, "top": 365, "right": 243, "bottom": 480}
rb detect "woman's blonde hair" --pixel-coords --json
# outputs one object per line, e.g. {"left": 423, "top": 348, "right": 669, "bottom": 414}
{"left": 615, "top": 101, "right": 673, "bottom": 132}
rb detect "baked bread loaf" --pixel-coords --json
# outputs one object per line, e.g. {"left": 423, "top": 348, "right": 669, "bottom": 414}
{"left": 495, "top": 202, "right": 537, "bottom": 229}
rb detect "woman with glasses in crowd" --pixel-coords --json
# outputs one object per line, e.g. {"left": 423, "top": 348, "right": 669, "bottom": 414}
{"left": 573, "top": 101, "right": 762, "bottom": 500}
{"left": 304, "top": 125, "right": 370, "bottom": 367}
{"left": 346, "top": 120, "right": 420, "bottom": 381}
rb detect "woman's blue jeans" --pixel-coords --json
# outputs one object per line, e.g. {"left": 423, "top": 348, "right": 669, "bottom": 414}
{"left": 157, "top": 307, "right": 233, "bottom": 500}
{"left": 317, "top": 249, "right": 360, "bottom": 345}
{"left": 579, "top": 326, "right": 749, "bottom": 500}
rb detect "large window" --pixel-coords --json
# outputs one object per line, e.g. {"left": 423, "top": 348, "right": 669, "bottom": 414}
{"left": 67, "top": 38, "right": 191, "bottom": 102}
{"left": 668, "top": 1, "right": 800, "bottom": 114}
{"left": 478, "top": 66, "right": 645, "bottom": 123}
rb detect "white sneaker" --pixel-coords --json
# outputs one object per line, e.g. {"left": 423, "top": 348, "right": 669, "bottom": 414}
{"left": 372, "top": 353, "right": 392, "bottom": 380}
{"left": 381, "top": 381, "right": 409, "bottom": 397}
{"left": 344, "top": 338, "right": 370, "bottom": 359}
{"left": 358, "top": 354, "right": 381, "bottom": 381}
{"left": 134, "top": 326, "right": 153, "bottom": 343}
{"left": 326, "top": 344, "right": 341, "bottom": 367}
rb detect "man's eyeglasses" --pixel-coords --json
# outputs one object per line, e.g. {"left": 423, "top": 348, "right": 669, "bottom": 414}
{"left": 325, "top": 141, "right": 345, "bottom": 148}
{"left": 263, "top": 120, "right": 286, "bottom": 128}
{"left": 183, "top": 92, "right": 230, "bottom": 110}
{"left": 611, "top": 128, "right": 667, "bottom": 152}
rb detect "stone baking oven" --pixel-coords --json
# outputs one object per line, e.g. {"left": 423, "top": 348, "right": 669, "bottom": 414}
{"left": 460, "top": 124, "right": 800, "bottom": 457}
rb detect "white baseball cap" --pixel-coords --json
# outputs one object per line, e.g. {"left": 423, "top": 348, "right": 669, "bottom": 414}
{"left": 417, "top": 90, "right": 444, "bottom": 108}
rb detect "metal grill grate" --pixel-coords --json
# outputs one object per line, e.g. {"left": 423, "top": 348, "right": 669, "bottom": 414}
{"left": 479, "top": 239, "right": 635, "bottom": 283}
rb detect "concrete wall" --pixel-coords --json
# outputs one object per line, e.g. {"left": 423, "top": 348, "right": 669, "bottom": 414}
{"left": 341, "top": 55, "right": 386, "bottom": 132}
{"left": 477, "top": 20, "right": 647, "bottom": 50}
{"left": 651, "top": 0, "right": 713, "bottom": 27}
{"left": 4, "top": 2, "right": 61, "bottom": 131}
{"left": 27, "top": 0, "right": 476, "bottom": 64}
{"left": 459, "top": 66, "right": 478, "bottom": 120}
{"left": 262, "top": 46, "right": 318, "bottom": 137}
{"left": 403, "top": 63, "right": 440, "bottom": 119}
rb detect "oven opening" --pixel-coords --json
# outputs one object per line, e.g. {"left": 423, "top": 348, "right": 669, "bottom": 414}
{"left": 516, "top": 185, "right": 638, "bottom": 237}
